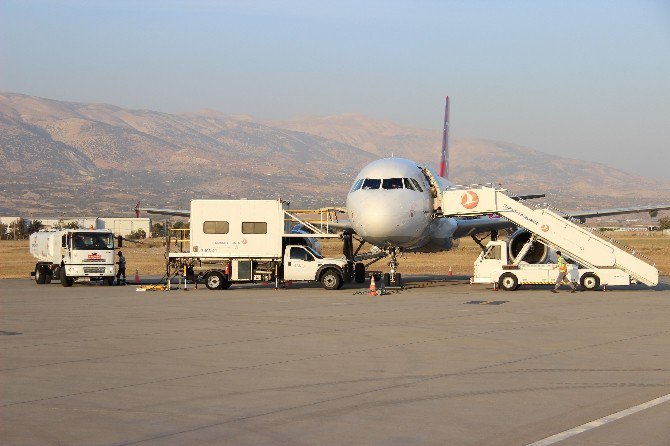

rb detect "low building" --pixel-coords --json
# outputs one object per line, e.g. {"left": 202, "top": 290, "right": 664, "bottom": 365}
{"left": 0, "top": 216, "right": 152, "bottom": 237}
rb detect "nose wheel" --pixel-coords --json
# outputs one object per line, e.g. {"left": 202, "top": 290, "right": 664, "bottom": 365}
{"left": 386, "top": 248, "right": 402, "bottom": 288}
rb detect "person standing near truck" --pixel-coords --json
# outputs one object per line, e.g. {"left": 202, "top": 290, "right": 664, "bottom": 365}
{"left": 552, "top": 251, "right": 577, "bottom": 293}
{"left": 116, "top": 251, "right": 127, "bottom": 285}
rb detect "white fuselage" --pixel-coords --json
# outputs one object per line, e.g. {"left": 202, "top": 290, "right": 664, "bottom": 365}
{"left": 346, "top": 158, "right": 459, "bottom": 251}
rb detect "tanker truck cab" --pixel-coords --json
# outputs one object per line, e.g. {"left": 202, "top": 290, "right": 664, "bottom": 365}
{"left": 30, "top": 229, "right": 117, "bottom": 287}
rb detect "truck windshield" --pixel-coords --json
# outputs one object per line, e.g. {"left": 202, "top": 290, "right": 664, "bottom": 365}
{"left": 72, "top": 232, "right": 114, "bottom": 250}
{"left": 305, "top": 246, "right": 324, "bottom": 259}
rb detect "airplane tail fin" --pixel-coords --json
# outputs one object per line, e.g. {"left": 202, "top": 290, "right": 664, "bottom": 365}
{"left": 438, "top": 96, "right": 450, "bottom": 179}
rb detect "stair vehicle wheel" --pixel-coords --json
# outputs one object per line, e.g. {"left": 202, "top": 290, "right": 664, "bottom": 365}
{"left": 580, "top": 273, "right": 600, "bottom": 291}
{"left": 35, "top": 264, "right": 46, "bottom": 284}
{"left": 60, "top": 267, "right": 74, "bottom": 287}
{"left": 205, "top": 271, "right": 225, "bottom": 290}
{"left": 321, "top": 269, "right": 342, "bottom": 290}
{"left": 499, "top": 272, "right": 519, "bottom": 291}
{"left": 354, "top": 263, "right": 366, "bottom": 283}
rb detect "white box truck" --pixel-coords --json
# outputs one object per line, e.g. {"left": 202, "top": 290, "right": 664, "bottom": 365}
{"left": 30, "top": 229, "right": 118, "bottom": 286}
{"left": 472, "top": 240, "right": 634, "bottom": 291}
{"left": 169, "top": 200, "right": 349, "bottom": 290}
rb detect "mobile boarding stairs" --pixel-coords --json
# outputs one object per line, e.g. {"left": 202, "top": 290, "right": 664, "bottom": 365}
{"left": 441, "top": 186, "right": 659, "bottom": 287}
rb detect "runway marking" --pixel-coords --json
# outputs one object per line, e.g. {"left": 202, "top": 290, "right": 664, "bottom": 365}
{"left": 526, "top": 392, "right": 670, "bottom": 446}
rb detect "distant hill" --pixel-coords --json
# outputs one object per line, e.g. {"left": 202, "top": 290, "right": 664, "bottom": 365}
{"left": 1, "top": 92, "right": 669, "bottom": 219}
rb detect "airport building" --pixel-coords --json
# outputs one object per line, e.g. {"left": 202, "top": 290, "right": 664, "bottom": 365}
{"left": 0, "top": 216, "right": 152, "bottom": 237}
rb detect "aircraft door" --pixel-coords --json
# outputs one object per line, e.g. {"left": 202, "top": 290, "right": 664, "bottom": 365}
{"left": 284, "top": 246, "right": 317, "bottom": 281}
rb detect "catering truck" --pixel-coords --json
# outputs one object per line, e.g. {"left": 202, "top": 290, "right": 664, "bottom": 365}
{"left": 30, "top": 229, "right": 118, "bottom": 286}
{"left": 168, "top": 200, "right": 349, "bottom": 290}
{"left": 471, "top": 240, "right": 635, "bottom": 291}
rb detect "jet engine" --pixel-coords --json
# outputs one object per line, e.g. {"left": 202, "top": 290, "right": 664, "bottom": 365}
{"left": 507, "top": 229, "right": 549, "bottom": 264}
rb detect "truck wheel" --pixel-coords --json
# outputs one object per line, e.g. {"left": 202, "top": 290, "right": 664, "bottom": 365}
{"left": 35, "top": 264, "right": 46, "bottom": 284}
{"left": 383, "top": 273, "right": 391, "bottom": 286}
{"left": 60, "top": 268, "right": 74, "bottom": 287}
{"left": 580, "top": 273, "right": 600, "bottom": 291}
{"left": 354, "top": 263, "right": 366, "bottom": 283}
{"left": 44, "top": 270, "right": 52, "bottom": 284}
{"left": 221, "top": 279, "right": 232, "bottom": 290}
{"left": 321, "top": 269, "right": 342, "bottom": 290}
{"left": 103, "top": 277, "right": 115, "bottom": 286}
{"left": 205, "top": 271, "right": 224, "bottom": 290}
{"left": 499, "top": 272, "right": 518, "bottom": 291}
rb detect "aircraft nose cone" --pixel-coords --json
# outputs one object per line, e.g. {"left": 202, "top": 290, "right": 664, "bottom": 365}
{"left": 349, "top": 197, "right": 416, "bottom": 243}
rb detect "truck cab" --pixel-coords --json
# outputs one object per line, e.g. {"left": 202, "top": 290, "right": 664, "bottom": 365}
{"left": 283, "top": 245, "right": 348, "bottom": 289}
{"left": 30, "top": 229, "right": 117, "bottom": 286}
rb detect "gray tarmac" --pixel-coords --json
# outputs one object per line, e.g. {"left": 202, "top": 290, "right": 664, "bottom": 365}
{"left": 1, "top": 276, "right": 669, "bottom": 446}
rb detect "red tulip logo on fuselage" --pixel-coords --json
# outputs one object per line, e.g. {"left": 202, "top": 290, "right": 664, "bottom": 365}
{"left": 461, "top": 191, "right": 479, "bottom": 209}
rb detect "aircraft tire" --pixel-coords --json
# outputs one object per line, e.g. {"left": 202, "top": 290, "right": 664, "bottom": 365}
{"left": 499, "top": 272, "right": 518, "bottom": 291}
{"left": 354, "top": 263, "right": 366, "bottom": 283}
{"left": 580, "top": 273, "right": 600, "bottom": 291}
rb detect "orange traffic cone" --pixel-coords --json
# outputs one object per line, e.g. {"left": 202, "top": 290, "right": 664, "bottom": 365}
{"left": 448, "top": 266, "right": 453, "bottom": 276}
{"left": 369, "top": 275, "right": 377, "bottom": 296}
{"left": 134, "top": 269, "right": 140, "bottom": 284}
{"left": 493, "top": 281, "right": 499, "bottom": 291}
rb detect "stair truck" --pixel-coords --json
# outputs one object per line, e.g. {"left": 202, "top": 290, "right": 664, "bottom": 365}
{"left": 441, "top": 186, "right": 659, "bottom": 291}
{"left": 168, "top": 200, "right": 349, "bottom": 290}
{"left": 30, "top": 229, "right": 119, "bottom": 286}
{"left": 471, "top": 240, "right": 637, "bottom": 291}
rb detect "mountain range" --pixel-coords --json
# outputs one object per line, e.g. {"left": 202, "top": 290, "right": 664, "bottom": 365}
{"left": 1, "top": 92, "right": 668, "bottom": 221}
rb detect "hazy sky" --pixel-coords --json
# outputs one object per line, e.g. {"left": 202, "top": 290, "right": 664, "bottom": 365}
{"left": 1, "top": 0, "right": 669, "bottom": 179}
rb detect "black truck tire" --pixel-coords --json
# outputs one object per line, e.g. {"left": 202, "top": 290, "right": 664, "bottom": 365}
{"left": 60, "top": 267, "right": 74, "bottom": 287}
{"left": 205, "top": 271, "right": 225, "bottom": 290}
{"left": 321, "top": 269, "right": 342, "bottom": 290}
{"left": 35, "top": 264, "right": 46, "bottom": 284}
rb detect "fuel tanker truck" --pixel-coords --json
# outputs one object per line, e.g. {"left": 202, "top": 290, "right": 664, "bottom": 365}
{"left": 30, "top": 229, "right": 120, "bottom": 286}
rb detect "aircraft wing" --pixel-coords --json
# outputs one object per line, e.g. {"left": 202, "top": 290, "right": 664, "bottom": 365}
{"left": 137, "top": 207, "right": 191, "bottom": 217}
{"left": 452, "top": 216, "right": 515, "bottom": 238}
{"left": 565, "top": 205, "right": 670, "bottom": 221}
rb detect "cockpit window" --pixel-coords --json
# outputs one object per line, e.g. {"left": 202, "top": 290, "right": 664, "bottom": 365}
{"left": 410, "top": 178, "right": 423, "bottom": 192}
{"left": 403, "top": 178, "right": 415, "bottom": 191}
{"left": 382, "top": 178, "right": 403, "bottom": 189}
{"left": 362, "top": 179, "right": 381, "bottom": 189}
{"left": 350, "top": 178, "right": 364, "bottom": 193}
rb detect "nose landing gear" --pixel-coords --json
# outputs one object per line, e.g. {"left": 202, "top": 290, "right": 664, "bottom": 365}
{"left": 385, "top": 247, "right": 403, "bottom": 288}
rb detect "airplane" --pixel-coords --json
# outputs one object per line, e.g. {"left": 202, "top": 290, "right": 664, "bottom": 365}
{"left": 138, "top": 98, "right": 670, "bottom": 285}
